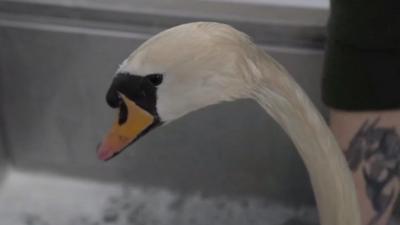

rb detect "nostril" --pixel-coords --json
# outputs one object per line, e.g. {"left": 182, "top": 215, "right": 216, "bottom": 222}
{"left": 118, "top": 101, "right": 128, "bottom": 125}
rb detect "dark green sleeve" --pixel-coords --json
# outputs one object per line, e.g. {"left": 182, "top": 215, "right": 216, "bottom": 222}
{"left": 322, "top": 0, "right": 400, "bottom": 111}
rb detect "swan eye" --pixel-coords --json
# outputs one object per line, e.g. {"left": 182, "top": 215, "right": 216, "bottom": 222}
{"left": 146, "top": 74, "right": 163, "bottom": 86}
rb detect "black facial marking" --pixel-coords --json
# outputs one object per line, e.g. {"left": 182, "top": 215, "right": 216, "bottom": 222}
{"left": 106, "top": 72, "right": 160, "bottom": 118}
{"left": 103, "top": 72, "right": 164, "bottom": 160}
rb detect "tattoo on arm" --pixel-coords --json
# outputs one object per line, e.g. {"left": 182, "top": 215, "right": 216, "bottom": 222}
{"left": 345, "top": 118, "right": 399, "bottom": 225}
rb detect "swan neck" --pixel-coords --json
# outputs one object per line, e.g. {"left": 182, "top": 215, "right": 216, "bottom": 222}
{"left": 250, "top": 60, "right": 360, "bottom": 225}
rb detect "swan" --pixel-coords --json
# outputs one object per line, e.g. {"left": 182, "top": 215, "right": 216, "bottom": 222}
{"left": 97, "top": 22, "right": 361, "bottom": 225}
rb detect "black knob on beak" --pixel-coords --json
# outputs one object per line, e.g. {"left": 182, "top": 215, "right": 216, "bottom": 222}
{"left": 106, "top": 85, "right": 121, "bottom": 108}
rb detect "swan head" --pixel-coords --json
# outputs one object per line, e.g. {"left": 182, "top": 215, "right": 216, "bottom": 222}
{"left": 97, "top": 22, "right": 261, "bottom": 160}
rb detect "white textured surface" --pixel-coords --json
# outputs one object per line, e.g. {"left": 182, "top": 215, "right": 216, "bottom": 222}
{"left": 0, "top": 170, "right": 319, "bottom": 225}
{"left": 0, "top": 170, "right": 115, "bottom": 225}
{"left": 0, "top": 171, "right": 398, "bottom": 225}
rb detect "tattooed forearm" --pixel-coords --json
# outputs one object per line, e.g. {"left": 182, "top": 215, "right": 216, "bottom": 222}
{"left": 345, "top": 118, "right": 400, "bottom": 225}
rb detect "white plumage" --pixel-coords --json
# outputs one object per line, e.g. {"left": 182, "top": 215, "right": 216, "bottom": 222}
{"left": 117, "top": 22, "right": 361, "bottom": 225}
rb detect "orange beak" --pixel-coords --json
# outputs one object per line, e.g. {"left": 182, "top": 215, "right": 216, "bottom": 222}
{"left": 97, "top": 94, "right": 155, "bottom": 161}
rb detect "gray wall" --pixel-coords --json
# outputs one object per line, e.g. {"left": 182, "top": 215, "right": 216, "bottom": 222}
{"left": 0, "top": 117, "right": 8, "bottom": 182}
{"left": 0, "top": 0, "right": 327, "bottom": 207}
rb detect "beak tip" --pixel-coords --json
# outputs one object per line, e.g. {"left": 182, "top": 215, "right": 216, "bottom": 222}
{"left": 97, "top": 144, "right": 114, "bottom": 161}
